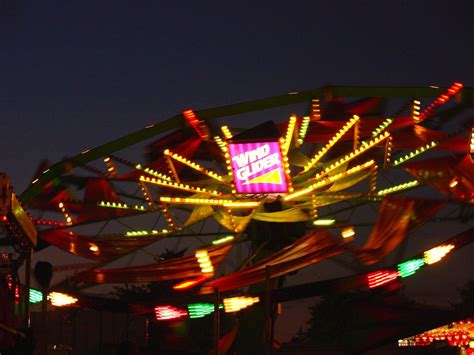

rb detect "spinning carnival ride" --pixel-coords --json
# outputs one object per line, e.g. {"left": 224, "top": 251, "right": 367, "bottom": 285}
{"left": 13, "top": 83, "right": 474, "bottom": 351}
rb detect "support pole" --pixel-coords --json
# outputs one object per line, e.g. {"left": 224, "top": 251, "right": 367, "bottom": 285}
{"left": 41, "top": 289, "right": 48, "bottom": 355}
{"left": 24, "top": 249, "right": 31, "bottom": 328}
{"left": 98, "top": 311, "right": 103, "bottom": 354}
{"left": 17, "top": 276, "right": 23, "bottom": 328}
{"left": 264, "top": 265, "right": 272, "bottom": 355}
{"left": 213, "top": 287, "right": 220, "bottom": 355}
{"left": 11, "top": 273, "right": 17, "bottom": 329}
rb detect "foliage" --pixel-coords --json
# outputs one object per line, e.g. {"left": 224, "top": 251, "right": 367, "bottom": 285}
{"left": 304, "top": 291, "right": 365, "bottom": 347}
{"left": 452, "top": 280, "right": 474, "bottom": 316}
{"left": 112, "top": 248, "right": 187, "bottom": 302}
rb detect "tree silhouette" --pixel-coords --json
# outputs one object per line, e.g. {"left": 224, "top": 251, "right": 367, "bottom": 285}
{"left": 452, "top": 280, "right": 474, "bottom": 317}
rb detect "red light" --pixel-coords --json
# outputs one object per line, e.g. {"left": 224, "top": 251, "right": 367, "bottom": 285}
{"left": 419, "top": 82, "right": 463, "bottom": 121}
{"left": 1, "top": 215, "right": 7, "bottom": 222}
{"left": 154, "top": 305, "right": 188, "bottom": 321}
{"left": 173, "top": 276, "right": 207, "bottom": 290}
{"left": 367, "top": 270, "right": 399, "bottom": 289}
{"left": 182, "top": 109, "right": 208, "bottom": 138}
{"left": 7, "top": 280, "right": 20, "bottom": 299}
{"left": 183, "top": 109, "right": 199, "bottom": 126}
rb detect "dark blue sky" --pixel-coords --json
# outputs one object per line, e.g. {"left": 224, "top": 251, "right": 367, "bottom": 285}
{"left": 1, "top": 0, "right": 473, "bottom": 190}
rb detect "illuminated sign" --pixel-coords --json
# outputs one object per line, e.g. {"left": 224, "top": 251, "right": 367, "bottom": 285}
{"left": 228, "top": 141, "right": 288, "bottom": 194}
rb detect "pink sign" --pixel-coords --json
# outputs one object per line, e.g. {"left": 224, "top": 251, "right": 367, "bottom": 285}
{"left": 228, "top": 141, "right": 288, "bottom": 194}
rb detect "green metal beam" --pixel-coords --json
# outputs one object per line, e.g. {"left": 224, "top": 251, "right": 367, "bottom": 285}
{"left": 20, "top": 85, "right": 473, "bottom": 204}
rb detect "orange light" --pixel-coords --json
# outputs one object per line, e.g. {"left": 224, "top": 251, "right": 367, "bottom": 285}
{"left": 424, "top": 244, "right": 454, "bottom": 265}
{"left": 195, "top": 250, "right": 214, "bottom": 276}
{"left": 412, "top": 100, "right": 421, "bottom": 122}
{"left": 48, "top": 292, "right": 78, "bottom": 307}
{"left": 341, "top": 226, "right": 355, "bottom": 239}
{"left": 470, "top": 127, "right": 474, "bottom": 154}
{"left": 449, "top": 179, "right": 458, "bottom": 188}
{"left": 58, "top": 202, "right": 74, "bottom": 225}
{"left": 173, "top": 276, "right": 207, "bottom": 290}
{"left": 103, "top": 156, "right": 118, "bottom": 176}
{"left": 223, "top": 296, "right": 260, "bottom": 313}
{"left": 310, "top": 98, "right": 321, "bottom": 121}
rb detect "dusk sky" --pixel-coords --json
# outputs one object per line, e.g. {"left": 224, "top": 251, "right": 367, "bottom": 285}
{"left": 1, "top": 0, "right": 473, "bottom": 342}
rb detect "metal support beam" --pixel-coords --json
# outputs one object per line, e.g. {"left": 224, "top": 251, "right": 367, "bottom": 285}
{"left": 213, "top": 288, "right": 220, "bottom": 355}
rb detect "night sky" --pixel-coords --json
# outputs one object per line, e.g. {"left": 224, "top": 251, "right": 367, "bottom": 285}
{"left": 1, "top": 0, "right": 474, "bottom": 342}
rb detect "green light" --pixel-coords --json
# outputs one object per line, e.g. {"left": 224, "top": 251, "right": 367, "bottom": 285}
{"left": 392, "top": 141, "right": 438, "bottom": 167}
{"left": 124, "top": 229, "right": 169, "bottom": 237}
{"left": 29, "top": 289, "right": 43, "bottom": 303}
{"left": 397, "top": 258, "right": 425, "bottom": 278}
{"left": 313, "top": 219, "right": 336, "bottom": 226}
{"left": 212, "top": 236, "right": 234, "bottom": 245}
{"left": 188, "top": 303, "right": 223, "bottom": 319}
{"left": 377, "top": 180, "right": 419, "bottom": 196}
{"left": 98, "top": 201, "right": 145, "bottom": 211}
{"left": 371, "top": 118, "right": 393, "bottom": 137}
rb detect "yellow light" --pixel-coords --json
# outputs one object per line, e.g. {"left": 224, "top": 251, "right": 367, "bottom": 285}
{"left": 313, "top": 219, "right": 336, "bottom": 226}
{"left": 392, "top": 141, "right": 438, "bottom": 166}
{"left": 377, "top": 180, "right": 419, "bottom": 196}
{"left": 223, "top": 296, "right": 260, "bottom": 313}
{"left": 138, "top": 165, "right": 173, "bottom": 181}
{"left": 282, "top": 115, "right": 297, "bottom": 154}
{"left": 58, "top": 202, "right": 73, "bottom": 224}
{"left": 48, "top": 292, "right": 78, "bottom": 307}
{"left": 195, "top": 249, "right": 214, "bottom": 275}
{"left": 285, "top": 160, "right": 375, "bottom": 201}
{"left": 223, "top": 201, "right": 260, "bottom": 208}
{"left": 221, "top": 126, "right": 233, "bottom": 139}
{"left": 371, "top": 118, "right": 393, "bottom": 137}
{"left": 98, "top": 201, "right": 145, "bottom": 211}
{"left": 424, "top": 244, "right": 454, "bottom": 265}
{"left": 125, "top": 229, "right": 168, "bottom": 237}
{"left": 413, "top": 99, "right": 421, "bottom": 122}
{"left": 162, "top": 150, "right": 226, "bottom": 183}
{"left": 212, "top": 235, "right": 234, "bottom": 245}
{"left": 303, "top": 115, "right": 360, "bottom": 173}
{"left": 310, "top": 131, "right": 389, "bottom": 179}
{"left": 341, "top": 226, "right": 355, "bottom": 239}
{"left": 470, "top": 127, "right": 474, "bottom": 154}
{"left": 297, "top": 116, "right": 310, "bottom": 145}
{"left": 159, "top": 196, "right": 259, "bottom": 208}
{"left": 214, "top": 136, "right": 228, "bottom": 153}
{"left": 139, "top": 176, "right": 222, "bottom": 196}
{"left": 449, "top": 179, "right": 458, "bottom": 188}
